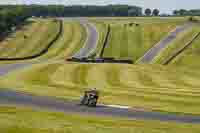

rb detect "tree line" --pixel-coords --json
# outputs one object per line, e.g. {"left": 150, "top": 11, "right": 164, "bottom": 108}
{"left": 0, "top": 5, "right": 142, "bottom": 17}
{"left": 0, "top": 6, "right": 30, "bottom": 34}
{"left": 1, "top": 4, "right": 200, "bottom": 35}
{"left": 0, "top": 4, "right": 143, "bottom": 35}
{"left": 173, "top": 9, "right": 200, "bottom": 16}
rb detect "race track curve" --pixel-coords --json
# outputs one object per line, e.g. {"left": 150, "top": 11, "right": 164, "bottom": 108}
{"left": 0, "top": 89, "right": 200, "bottom": 124}
{"left": 138, "top": 23, "right": 193, "bottom": 63}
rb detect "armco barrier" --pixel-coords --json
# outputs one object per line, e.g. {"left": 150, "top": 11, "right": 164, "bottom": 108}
{"left": 66, "top": 57, "right": 133, "bottom": 64}
{"left": 0, "top": 19, "right": 63, "bottom": 61}
{"left": 100, "top": 25, "right": 111, "bottom": 58}
{"left": 163, "top": 32, "right": 200, "bottom": 65}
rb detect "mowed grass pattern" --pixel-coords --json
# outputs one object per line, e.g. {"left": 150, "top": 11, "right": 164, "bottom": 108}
{"left": 0, "top": 19, "right": 59, "bottom": 58}
{"left": 152, "top": 24, "right": 200, "bottom": 64}
{"left": 2, "top": 62, "right": 200, "bottom": 115}
{"left": 0, "top": 106, "right": 200, "bottom": 133}
{"left": 36, "top": 21, "right": 86, "bottom": 60}
{"left": 0, "top": 20, "right": 86, "bottom": 65}
{"left": 103, "top": 22, "right": 179, "bottom": 61}
{"left": 170, "top": 26, "right": 200, "bottom": 67}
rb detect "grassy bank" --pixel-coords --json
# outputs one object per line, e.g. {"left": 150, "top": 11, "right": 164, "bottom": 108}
{"left": 36, "top": 21, "right": 86, "bottom": 60}
{"left": 170, "top": 26, "right": 200, "bottom": 67}
{"left": 2, "top": 62, "right": 200, "bottom": 115}
{"left": 0, "top": 106, "right": 200, "bottom": 133}
{"left": 152, "top": 24, "right": 200, "bottom": 64}
{"left": 0, "top": 19, "right": 60, "bottom": 58}
{"left": 0, "top": 19, "right": 86, "bottom": 64}
{"left": 102, "top": 19, "right": 183, "bottom": 62}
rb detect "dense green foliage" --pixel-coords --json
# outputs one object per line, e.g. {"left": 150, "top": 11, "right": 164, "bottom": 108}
{"left": 145, "top": 8, "right": 152, "bottom": 16}
{"left": 152, "top": 9, "right": 160, "bottom": 16}
{"left": 173, "top": 9, "right": 200, "bottom": 16}
{"left": 0, "top": 6, "right": 30, "bottom": 35}
{"left": 0, "top": 5, "right": 141, "bottom": 35}
{"left": 0, "top": 5, "right": 142, "bottom": 17}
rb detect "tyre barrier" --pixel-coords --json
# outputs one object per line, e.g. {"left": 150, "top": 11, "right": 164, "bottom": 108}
{"left": 0, "top": 19, "right": 63, "bottom": 61}
{"left": 67, "top": 57, "right": 133, "bottom": 64}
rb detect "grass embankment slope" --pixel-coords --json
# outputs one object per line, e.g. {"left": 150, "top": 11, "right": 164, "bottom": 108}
{"left": 159, "top": 21, "right": 200, "bottom": 67}
{"left": 1, "top": 17, "right": 200, "bottom": 131}
{"left": 2, "top": 61, "right": 200, "bottom": 115}
{"left": 0, "top": 19, "right": 86, "bottom": 64}
{"left": 0, "top": 19, "right": 59, "bottom": 58}
{"left": 37, "top": 21, "right": 86, "bottom": 60}
{"left": 171, "top": 32, "right": 200, "bottom": 67}
{"left": 99, "top": 17, "right": 186, "bottom": 61}
{"left": 0, "top": 106, "right": 200, "bottom": 133}
{"left": 152, "top": 23, "right": 200, "bottom": 64}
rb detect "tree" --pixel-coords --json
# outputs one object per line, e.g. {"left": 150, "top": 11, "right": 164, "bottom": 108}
{"left": 128, "top": 8, "right": 142, "bottom": 16}
{"left": 145, "top": 8, "right": 151, "bottom": 16}
{"left": 152, "top": 9, "right": 160, "bottom": 16}
{"left": 173, "top": 9, "right": 200, "bottom": 16}
{"left": 173, "top": 10, "right": 179, "bottom": 15}
{"left": 179, "top": 9, "right": 187, "bottom": 16}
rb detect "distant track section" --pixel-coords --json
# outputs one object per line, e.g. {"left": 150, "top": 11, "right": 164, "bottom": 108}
{"left": 0, "top": 20, "right": 63, "bottom": 61}
{"left": 138, "top": 23, "right": 193, "bottom": 64}
{"left": 72, "top": 20, "right": 98, "bottom": 58}
{"left": 163, "top": 32, "right": 200, "bottom": 65}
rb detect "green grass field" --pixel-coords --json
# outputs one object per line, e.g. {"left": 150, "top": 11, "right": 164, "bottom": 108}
{"left": 0, "top": 19, "right": 60, "bottom": 58}
{"left": 0, "top": 19, "right": 86, "bottom": 65}
{"left": 0, "top": 106, "right": 200, "bottom": 133}
{"left": 2, "top": 61, "right": 200, "bottom": 115}
{"left": 1, "top": 17, "right": 200, "bottom": 131}
{"left": 168, "top": 26, "right": 200, "bottom": 67}
{"left": 35, "top": 21, "right": 86, "bottom": 60}
{"left": 101, "top": 18, "right": 186, "bottom": 62}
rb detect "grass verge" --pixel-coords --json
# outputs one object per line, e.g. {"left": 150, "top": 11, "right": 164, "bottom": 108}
{"left": 0, "top": 19, "right": 59, "bottom": 58}
{"left": 0, "top": 105, "right": 200, "bottom": 133}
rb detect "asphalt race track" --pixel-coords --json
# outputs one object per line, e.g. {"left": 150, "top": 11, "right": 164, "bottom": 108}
{"left": 138, "top": 23, "right": 193, "bottom": 63}
{"left": 0, "top": 89, "right": 200, "bottom": 124}
{"left": 72, "top": 19, "right": 98, "bottom": 58}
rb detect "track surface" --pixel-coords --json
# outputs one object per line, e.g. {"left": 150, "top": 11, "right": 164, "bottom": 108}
{"left": 138, "top": 23, "right": 193, "bottom": 63}
{"left": 0, "top": 64, "right": 26, "bottom": 76}
{"left": 1, "top": 89, "right": 200, "bottom": 124}
{"left": 0, "top": 19, "right": 200, "bottom": 124}
{"left": 72, "top": 19, "right": 98, "bottom": 58}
